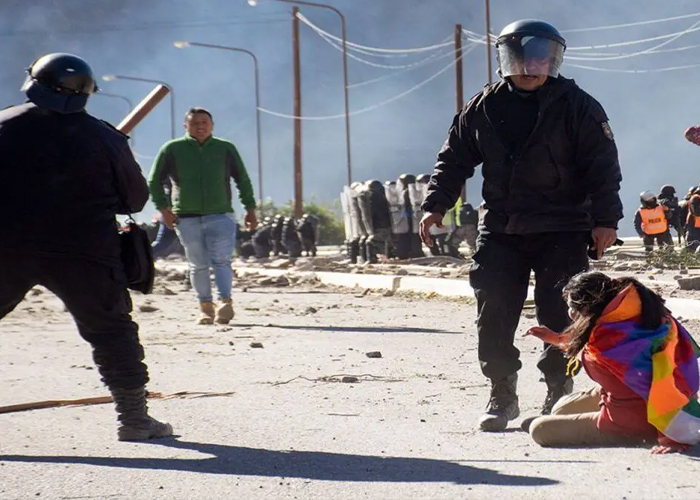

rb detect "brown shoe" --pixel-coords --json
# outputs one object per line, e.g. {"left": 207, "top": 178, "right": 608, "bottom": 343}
{"left": 198, "top": 301, "right": 215, "bottom": 325}
{"left": 215, "top": 298, "right": 234, "bottom": 324}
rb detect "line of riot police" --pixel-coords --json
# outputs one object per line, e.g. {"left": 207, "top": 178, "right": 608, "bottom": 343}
{"left": 237, "top": 213, "right": 320, "bottom": 260}
{"left": 341, "top": 174, "right": 479, "bottom": 264}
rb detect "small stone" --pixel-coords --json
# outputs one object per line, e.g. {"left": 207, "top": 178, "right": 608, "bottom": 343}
{"left": 647, "top": 275, "right": 655, "bottom": 281}
{"left": 159, "top": 287, "right": 177, "bottom": 296}
{"left": 228, "top": 341, "right": 234, "bottom": 346}
{"left": 138, "top": 304, "right": 159, "bottom": 313}
{"left": 304, "top": 306, "right": 318, "bottom": 314}
{"left": 382, "top": 290, "right": 394, "bottom": 297}
{"left": 250, "top": 342, "right": 264, "bottom": 348}
{"left": 365, "top": 351, "right": 382, "bottom": 358}
{"left": 677, "top": 276, "right": 700, "bottom": 290}
{"left": 30, "top": 288, "right": 43, "bottom": 296}
{"left": 420, "top": 419, "right": 426, "bottom": 423}
{"left": 341, "top": 376, "right": 359, "bottom": 383}
{"left": 275, "top": 276, "right": 290, "bottom": 287}
{"left": 241, "top": 286, "right": 248, "bottom": 293}
{"left": 524, "top": 313, "right": 536, "bottom": 319}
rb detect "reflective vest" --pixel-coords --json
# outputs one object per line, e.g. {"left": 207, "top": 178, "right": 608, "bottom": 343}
{"left": 687, "top": 195, "right": 700, "bottom": 228}
{"left": 640, "top": 206, "right": 667, "bottom": 235}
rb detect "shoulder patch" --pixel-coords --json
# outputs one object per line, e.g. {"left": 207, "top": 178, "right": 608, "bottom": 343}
{"left": 601, "top": 121, "right": 614, "bottom": 141}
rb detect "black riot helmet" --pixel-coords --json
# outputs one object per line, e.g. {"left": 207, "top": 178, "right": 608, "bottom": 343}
{"left": 495, "top": 20, "right": 566, "bottom": 78}
{"left": 397, "top": 174, "right": 416, "bottom": 188}
{"left": 367, "top": 180, "right": 385, "bottom": 192}
{"left": 21, "top": 53, "right": 98, "bottom": 113}
{"left": 659, "top": 185, "right": 676, "bottom": 197}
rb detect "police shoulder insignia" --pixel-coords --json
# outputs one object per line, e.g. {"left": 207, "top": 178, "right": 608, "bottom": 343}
{"left": 601, "top": 121, "right": 614, "bottom": 141}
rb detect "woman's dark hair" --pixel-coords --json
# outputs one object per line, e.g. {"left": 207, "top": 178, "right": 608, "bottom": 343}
{"left": 561, "top": 271, "right": 667, "bottom": 357}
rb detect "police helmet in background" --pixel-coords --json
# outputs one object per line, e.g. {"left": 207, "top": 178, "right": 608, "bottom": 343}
{"left": 659, "top": 185, "right": 676, "bottom": 197}
{"left": 640, "top": 190, "right": 657, "bottom": 205}
{"left": 21, "top": 53, "right": 98, "bottom": 113}
{"left": 495, "top": 20, "right": 566, "bottom": 78}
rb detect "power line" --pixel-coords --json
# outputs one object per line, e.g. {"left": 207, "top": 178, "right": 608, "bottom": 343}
{"left": 565, "top": 18, "right": 700, "bottom": 60}
{"left": 258, "top": 49, "right": 468, "bottom": 121}
{"left": 560, "top": 11, "right": 700, "bottom": 34}
{"left": 297, "top": 12, "right": 454, "bottom": 54}
{"left": 348, "top": 49, "right": 457, "bottom": 89}
{"left": 565, "top": 62, "right": 700, "bottom": 73}
{"left": 298, "top": 13, "right": 458, "bottom": 70}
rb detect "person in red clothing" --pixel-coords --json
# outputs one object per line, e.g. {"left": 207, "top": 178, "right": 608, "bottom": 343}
{"left": 521, "top": 271, "right": 700, "bottom": 454}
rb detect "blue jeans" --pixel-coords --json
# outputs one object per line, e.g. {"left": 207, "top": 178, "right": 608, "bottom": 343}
{"left": 175, "top": 213, "right": 237, "bottom": 303}
{"left": 151, "top": 222, "right": 180, "bottom": 260}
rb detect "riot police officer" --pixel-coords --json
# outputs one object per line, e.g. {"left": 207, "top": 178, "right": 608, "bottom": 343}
{"left": 420, "top": 21, "right": 623, "bottom": 432}
{"left": 252, "top": 216, "right": 274, "bottom": 259}
{"left": 297, "top": 213, "right": 319, "bottom": 257}
{"left": 282, "top": 216, "right": 302, "bottom": 258}
{"left": 0, "top": 53, "right": 172, "bottom": 441}
{"left": 271, "top": 214, "right": 286, "bottom": 256}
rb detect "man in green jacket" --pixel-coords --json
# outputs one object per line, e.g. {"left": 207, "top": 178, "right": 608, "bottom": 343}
{"left": 149, "top": 107, "right": 257, "bottom": 325}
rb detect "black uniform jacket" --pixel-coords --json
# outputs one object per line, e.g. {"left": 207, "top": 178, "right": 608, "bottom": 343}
{"left": 422, "top": 77, "right": 623, "bottom": 234}
{"left": 0, "top": 103, "right": 148, "bottom": 265}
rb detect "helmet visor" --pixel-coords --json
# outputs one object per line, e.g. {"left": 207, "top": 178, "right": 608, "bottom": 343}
{"left": 497, "top": 36, "right": 564, "bottom": 78}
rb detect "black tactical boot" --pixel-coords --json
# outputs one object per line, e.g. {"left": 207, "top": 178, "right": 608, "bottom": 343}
{"left": 542, "top": 377, "right": 574, "bottom": 415}
{"left": 478, "top": 374, "right": 520, "bottom": 432}
{"left": 111, "top": 387, "right": 173, "bottom": 442}
{"left": 519, "top": 377, "right": 574, "bottom": 432}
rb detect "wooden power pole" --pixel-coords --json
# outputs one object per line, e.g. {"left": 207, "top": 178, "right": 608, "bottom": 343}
{"left": 292, "top": 6, "right": 303, "bottom": 219}
{"left": 485, "top": 0, "right": 493, "bottom": 84}
{"left": 454, "top": 23, "right": 464, "bottom": 112}
{"left": 455, "top": 24, "right": 467, "bottom": 202}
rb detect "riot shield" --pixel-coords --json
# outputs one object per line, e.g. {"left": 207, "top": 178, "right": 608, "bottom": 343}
{"left": 385, "top": 182, "right": 408, "bottom": 235}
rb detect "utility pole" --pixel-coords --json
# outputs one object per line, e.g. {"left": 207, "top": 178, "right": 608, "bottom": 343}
{"left": 454, "top": 23, "right": 464, "bottom": 112}
{"left": 455, "top": 23, "right": 467, "bottom": 202}
{"left": 485, "top": 0, "right": 493, "bottom": 84}
{"left": 292, "top": 6, "right": 303, "bottom": 219}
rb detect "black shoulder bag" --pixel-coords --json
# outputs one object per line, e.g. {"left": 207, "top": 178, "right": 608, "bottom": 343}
{"left": 119, "top": 216, "right": 155, "bottom": 294}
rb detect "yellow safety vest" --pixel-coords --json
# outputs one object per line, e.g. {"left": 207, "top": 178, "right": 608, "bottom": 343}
{"left": 640, "top": 206, "right": 667, "bottom": 235}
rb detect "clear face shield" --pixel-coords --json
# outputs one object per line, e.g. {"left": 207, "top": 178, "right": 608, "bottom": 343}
{"left": 496, "top": 36, "right": 564, "bottom": 78}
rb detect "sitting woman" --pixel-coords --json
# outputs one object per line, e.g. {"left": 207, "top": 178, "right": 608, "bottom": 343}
{"left": 524, "top": 271, "right": 700, "bottom": 454}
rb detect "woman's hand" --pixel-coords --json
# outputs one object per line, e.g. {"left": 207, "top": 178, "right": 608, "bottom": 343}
{"left": 651, "top": 436, "right": 690, "bottom": 454}
{"left": 524, "top": 326, "right": 564, "bottom": 346}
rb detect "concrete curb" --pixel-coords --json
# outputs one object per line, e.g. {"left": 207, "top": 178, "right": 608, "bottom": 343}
{"left": 162, "top": 262, "right": 700, "bottom": 320}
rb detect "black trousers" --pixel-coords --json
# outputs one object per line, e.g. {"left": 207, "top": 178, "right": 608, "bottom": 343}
{"left": 642, "top": 231, "right": 673, "bottom": 252}
{"left": 469, "top": 231, "right": 589, "bottom": 383}
{"left": 0, "top": 253, "right": 149, "bottom": 390}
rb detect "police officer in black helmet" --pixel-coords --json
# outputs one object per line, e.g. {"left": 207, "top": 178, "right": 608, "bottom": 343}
{"left": 420, "top": 21, "right": 623, "bottom": 432}
{"left": 0, "top": 54, "right": 172, "bottom": 441}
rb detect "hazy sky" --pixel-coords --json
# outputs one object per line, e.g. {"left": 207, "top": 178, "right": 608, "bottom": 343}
{"left": 2, "top": 0, "right": 700, "bottom": 235}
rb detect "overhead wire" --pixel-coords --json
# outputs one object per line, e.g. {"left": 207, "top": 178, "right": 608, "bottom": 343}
{"left": 347, "top": 49, "right": 458, "bottom": 89}
{"left": 296, "top": 12, "right": 454, "bottom": 54}
{"left": 298, "top": 13, "right": 458, "bottom": 70}
{"left": 560, "top": 11, "right": 700, "bottom": 33}
{"left": 258, "top": 47, "right": 470, "bottom": 121}
{"left": 565, "top": 62, "right": 700, "bottom": 73}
